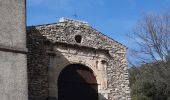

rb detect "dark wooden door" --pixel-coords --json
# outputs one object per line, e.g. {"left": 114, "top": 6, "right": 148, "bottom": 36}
{"left": 58, "top": 64, "right": 98, "bottom": 100}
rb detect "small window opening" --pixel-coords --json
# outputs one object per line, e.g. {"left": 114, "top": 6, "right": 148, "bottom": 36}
{"left": 75, "top": 35, "right": 82, "bottom": 43}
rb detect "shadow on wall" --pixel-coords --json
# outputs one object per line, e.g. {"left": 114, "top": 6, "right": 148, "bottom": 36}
{"left": 27, "top": 26, "right": 108, "bottom": 100}
{"left": 27, "top": 26, "right": 56, "bottom": 100}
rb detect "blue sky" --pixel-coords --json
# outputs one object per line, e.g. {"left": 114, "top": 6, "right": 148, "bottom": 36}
{"left": 27, "top": 0, "right": 170, "bottom": 64}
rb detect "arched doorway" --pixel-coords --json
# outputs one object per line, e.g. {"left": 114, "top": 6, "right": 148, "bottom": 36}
{"left": 58, "top": 64, "right": 98, "bottom": 100}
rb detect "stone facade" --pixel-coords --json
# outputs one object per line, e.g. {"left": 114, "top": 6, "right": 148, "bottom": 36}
{"left": 0, "top": 0, "right": 130, "bottom": 99}
{"left": 0, "top": 0, "right": 28, "bottom": 100}
{"left": 27, "top": 18, "right": 131, "bottom": 100}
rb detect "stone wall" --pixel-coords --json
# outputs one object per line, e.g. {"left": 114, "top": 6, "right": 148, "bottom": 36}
{"left": 27, "top": 18, "right": 131, "bottom": 100}
{"left": 27, "top": 30, "right": 50, "bottom": 100}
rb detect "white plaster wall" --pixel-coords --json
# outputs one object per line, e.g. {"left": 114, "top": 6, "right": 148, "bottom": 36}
{"left": 0, "top": 51, "right": 28, "bottom": 100}
{"left": 0, "top": 0, "right": 26, "bottom": 49}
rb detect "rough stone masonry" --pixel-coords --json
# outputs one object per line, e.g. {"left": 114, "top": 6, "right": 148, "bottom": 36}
{"left": 27, "top": 18, "right": 131, "bottom": 100}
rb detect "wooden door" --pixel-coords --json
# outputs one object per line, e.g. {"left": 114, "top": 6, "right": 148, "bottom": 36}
{"left": 58, "top": 64, "right": 98, "bottom": 100}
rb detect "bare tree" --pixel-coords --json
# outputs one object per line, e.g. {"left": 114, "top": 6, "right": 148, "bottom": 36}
{"left": 129, "top": 13, "right": 170, "bottom": 64}
{"left": 128, "top": 12, "right": 170, "bottom": 98}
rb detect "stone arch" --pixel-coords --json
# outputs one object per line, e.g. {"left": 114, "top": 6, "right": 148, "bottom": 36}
{"left": 48, "top": 50, "right": 110, "bottom": 100}
{"left": 61, "top": 62, "right": 101, "bottom": 85}
{"left": 57, "top": 64, "right": 98, "bottom": 100}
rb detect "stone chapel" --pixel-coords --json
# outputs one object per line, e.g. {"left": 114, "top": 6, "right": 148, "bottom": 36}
{"left": 0, "top": 0, "right": 131, "bottom": 100}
